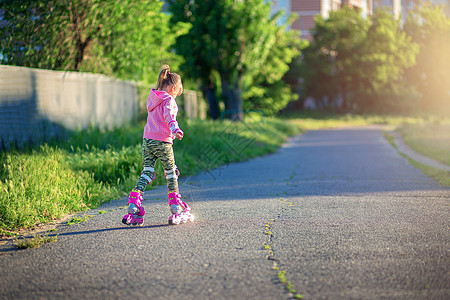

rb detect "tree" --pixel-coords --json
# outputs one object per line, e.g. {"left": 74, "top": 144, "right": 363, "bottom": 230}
{"left": 300, "top": 8, "right": 369, "bottom": 111}
{"left": 358, "top": 10, "right": 419, "bottom": 113}
{"left": 300, "top": 8, "right": 418, "bottom": 113}
{"left": 1, "top": 0, "right": 113, "bottom": 71}
{"left": 92, "top": 1, "right": 190, "bottom": 84}
{"left": 168, "top": 0, "right": 301, "bottom": 120}
{"left": 0, "top": 0, "right": 189, "bottom": 83}
{"left": 168, "top": 0, "right": 223, "bottom": 119}
{"left": 242, "top": 12, "right": 304, "bottom": 116}
{"left": 403, "top": 2, "right": 450, "bottom": 115}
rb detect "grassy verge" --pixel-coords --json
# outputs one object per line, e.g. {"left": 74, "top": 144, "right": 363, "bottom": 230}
{"left": 385, "top": 131, "right": 449, "bottom": 187}
{"left": 0, "top": 117, "right": 302, "bottom": 232}
{"left": 408, "top": 159, "right": 450, "bottom": 187}
{"left": 284, "top": 110, "right": 450, "bottom": 127}
{"left": 397, "top": 123, "right": 450, "bottom": 166}
{"left": 281, "top": 111, "right": 420, "bottom": 130}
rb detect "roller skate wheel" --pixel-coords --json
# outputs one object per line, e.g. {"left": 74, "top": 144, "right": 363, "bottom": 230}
{"left": 122, "top": 214, "right": 133, "bottom": 225}
{"left": 132, "top": 221, "right": 144, "bottom": 226}
{"left": 169, "top": 219, "right": 180, "bottom": 225}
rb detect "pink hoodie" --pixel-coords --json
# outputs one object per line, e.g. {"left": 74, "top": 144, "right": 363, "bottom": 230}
{"left": 143, "top": 89, "right": 182, "bottom": 144}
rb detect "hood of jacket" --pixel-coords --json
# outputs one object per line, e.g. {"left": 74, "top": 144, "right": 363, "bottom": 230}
{"left": 147, "top": 89, "right": 172, "bottom": 112}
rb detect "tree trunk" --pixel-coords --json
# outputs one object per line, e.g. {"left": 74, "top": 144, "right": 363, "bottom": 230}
{"left": 229, "top": 85, "right": 243, "bottom": 121}
{"left": 202, "top": 86, "right": 220, "bottom": 120}
{"left": 340, "top": 82, "right": 347, "bottom": 113}
{"left": 221, "top": 78, "right": 243, "bottom": 121}
{"left": 74, "top": 41, "right": 86, "bottom": 72}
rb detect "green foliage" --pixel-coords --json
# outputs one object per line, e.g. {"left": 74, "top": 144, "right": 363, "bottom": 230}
{"left": 300, "top": 7, "right": 420, "bottom": 113}
{"left": 242, "top": 13, "right": 305, "bottom": 116}
{"left": 168, "top": 0, "right": 223, "bottom": 119}
{"left": 0, "top": 0, "right": 189, "bottom": 83}
{"left": 357, "top": 10, "right": 419, "bottom": 113}
{"left": 91, "top": 0, "right": 190, "bottom": 84}
{"left": 1, "top": 0, "right": 113, "bottom": 70}
{"left": 301, "top": 8, "right": 370, "bottom": 110}
{"left": 277, "top": 270, "right": 287, "bottom": 283}
{"left": 168, "top": 0, "right": 302, "bottom": 118}
{"left": 403, "top": 3, "right": 450, "bottom": 116}
{"left": 1, "top": 0, "right": 72, "bottom": 70}
{"left": 243, "top": 80, "right": 297, "bottom": 116}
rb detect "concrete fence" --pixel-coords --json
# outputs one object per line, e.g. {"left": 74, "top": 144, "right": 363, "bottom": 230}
{"left": 179, "top": 89, "right": 207, "bottom": 120}
{"left": 0, "top": 65, "right": 138, "bottom": 149}
{"left": 137, "top": 83, "right": 207, "bottom": 121}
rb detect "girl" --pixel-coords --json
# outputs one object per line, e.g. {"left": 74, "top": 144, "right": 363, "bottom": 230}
{"left": 122, "top": 65, "right": 194, "bottom": 226}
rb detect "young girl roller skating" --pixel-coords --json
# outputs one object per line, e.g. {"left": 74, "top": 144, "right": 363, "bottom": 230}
{"left": 122, "top": 65, "right": 194, "bottom": 226}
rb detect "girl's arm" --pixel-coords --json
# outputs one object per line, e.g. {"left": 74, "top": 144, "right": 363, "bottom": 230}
{"left": 164, "top": 99, "right": 184, "bottom": 140}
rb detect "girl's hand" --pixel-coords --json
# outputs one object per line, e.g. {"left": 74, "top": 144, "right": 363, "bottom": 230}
{"left": 175, "top": 130, "right": 184, "bottom": 140}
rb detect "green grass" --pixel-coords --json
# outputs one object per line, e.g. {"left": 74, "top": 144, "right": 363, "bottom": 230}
{"left": 408, "top": 158, "right": 450, "bottom": 187}
{"left": 383, "top": 131, "right": 396, "bottom": 149}
{"left": 282, "top": 111, "right": 404, "bottom": 130}
{"left": 277, "top": 271, "right": 303, "bottom": 299}
{"left": 0, "top": 147, "right": 113, "bottom": 230}
{"left": 397, "top": 123, "right": 450, "bottom": 166}
{"left": 283, "top": 111, "right": 449, "bottom": 131}
{"left": 0, "top": 228, "right": 20, "bottom": 237}
{"left": 387, "top": 131, "right": 449, "bottom": 186}
{"left": 14, "top": 233, "right": 58, "bottom": 249}
{"left": 67, "top": 215, "right": 93, "bottom": 225}
{"left": 384, "top": 121, "right": 449, "bottom": 186}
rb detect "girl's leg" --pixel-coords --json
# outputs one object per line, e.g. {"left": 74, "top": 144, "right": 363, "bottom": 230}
{"left": 122, "top": 139, "right": 157, "bottom": 226}
{"left": 150, "top": 140, "right": 179, "bottom": 193}
{"left": 152, "top": 140, "right": 194, "bottom": 225}
{"left": 134, "top": 139, "right": 158, "bottom": 192}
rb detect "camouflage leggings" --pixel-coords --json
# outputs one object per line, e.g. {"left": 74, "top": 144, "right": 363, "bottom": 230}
{"left": 134, "top": 139, "right": 178, "bottom": 193}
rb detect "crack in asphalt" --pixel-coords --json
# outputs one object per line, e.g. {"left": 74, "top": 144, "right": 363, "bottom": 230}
{"left": 264, "top": 197, "right": 304, "bottom": 299}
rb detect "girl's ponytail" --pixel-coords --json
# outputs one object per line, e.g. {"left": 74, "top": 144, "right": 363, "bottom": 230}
{"left": 156, "top": 65, "right": 170, "bottom": 90}
{"left": 155, "top": 64, "right": 183, "bottom": 96}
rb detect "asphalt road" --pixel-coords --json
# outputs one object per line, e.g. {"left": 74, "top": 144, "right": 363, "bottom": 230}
{"left": 0, "top": 126, "right": 449, "bottom": 300}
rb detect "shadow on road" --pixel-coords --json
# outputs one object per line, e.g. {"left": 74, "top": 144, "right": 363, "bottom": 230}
{"left": 0, "top": 224, "right": 169, "bottom": 253}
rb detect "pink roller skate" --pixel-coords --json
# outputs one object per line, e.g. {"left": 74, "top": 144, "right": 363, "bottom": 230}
{"left": 122, "top": 190, "right": 145, "bottom": 226}
{"left": 168, "top": 192, "right": 194, "bottom": 225}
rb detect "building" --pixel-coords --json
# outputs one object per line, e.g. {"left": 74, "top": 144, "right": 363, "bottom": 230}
{"left": 271, "top": 0, "right": 370, "bottom": 40}
{"left": 271, "top": 0, "right": 449, "bottom": 40}
{"left": 372, "top": 0, "right": 401, "bottom": 17}
{"left": 373, "top": 0, "right": 450, "bottom": 19}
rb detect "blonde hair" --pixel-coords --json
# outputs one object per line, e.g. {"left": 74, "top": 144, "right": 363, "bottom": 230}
{"left": 156, "top": 64, "right": 183, "bottom": 96}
